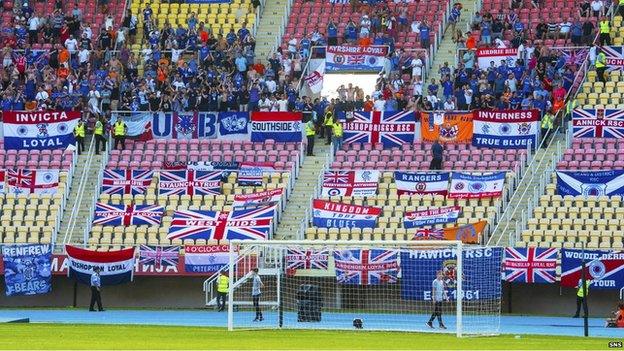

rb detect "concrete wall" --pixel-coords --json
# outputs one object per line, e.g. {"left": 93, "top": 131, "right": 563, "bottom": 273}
{"left": 0, "top": 277, "right": 620, "bottom": 317}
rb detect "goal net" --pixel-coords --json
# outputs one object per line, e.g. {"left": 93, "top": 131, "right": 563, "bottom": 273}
{"left": 227, "top": 240, "right": 503, "bottom": 337}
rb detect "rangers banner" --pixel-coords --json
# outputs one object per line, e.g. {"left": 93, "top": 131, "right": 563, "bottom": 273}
{"left": 286, "top": 248, "right": 330, "bottom": 276}
{"left": 340, "top": 111, "right": 416, "bottom": 148}
{"left": 151, "top": 112, "right": 218, "bottom": 140}
{"left": 321, "top": 170, "right": 379, "bottom": 197}
{"left": 472, "top": 109, "right": 539, "bottom": 149}
{"left": 2, "top": 244, "right": 52, "bottom": 296}
{"left": 250, "top": 112, "right": 302, "bottom": 142}
{"left": 7, "top": 169, "right": 59, "bottom": 195}
{"left": 237, "top": 162, "right": 275, "bottom": 186}
{"left": 334, "top": 249, "right": 399, "bottom": 285}
{"left": 304, "top": 61, "right": 325, "bottom": 94}
{"left": 572, "top": 108, "right": 624, "bottom": 138}
{"left": 2, "top": 111, "right": 81, "bottom": 150}
{"left": 65, "top": 245, "right": 135, "bottom": 285}
{"left": 232, "top": 188, "right": 283, "bottom": 208}
{"left": 600, "top": 46, "right": 624, "bottom": 71}
{"left": 561, "top": 249, "right": 624, "bottom": 289}
{"left": 412, "top": 220, "right": 487, "bottom": 244}
{"left": 401, "top": 247, "right": 503, "bottom": 300}
{"left": 158, "top": 170, "right": 222, "bottom": 196}
{"left": 218, "top": 112, "right": 249, "bottom": 138}
{"left": 421, "top": 111, "right": 473, "bottom": 143}
{"left": 556, "top": 170, "right": 624, "bottom": 196}
{"left": 448, "top": 172, "right": 505, "bottom": 199}
{"left": 394, "top": 171, "right": 449, "bottom": 196}
{"left": 476, "top": 48, "right": 518, "bottom": 68}
{"left": 167, "top": 205, "right": 276, "bottom": 241}
{"left": 93, "top": 203, "right": 164, "bottom": 226}
{"left": 138, "top": 245, "right": 179, "bottom": 267}
{"left": 184, "top": 245, "right": 230, "bottom": 273}
{"left": 403, "top": 206, "right": 461, "bottom": 228}
{"left": 504, "top": 247, "right": 558, "bottom": 283}
{"left": 101, "top": 169, "right": 153, "bottom": 195}
{"left": 312, "top": 199, "right": 381, "bottom": 228}
{"left": 163, "top": 161, "right": 240, "bottom": 171}
{"left": 325, "top": 45, "right": 389, "bottom": 72}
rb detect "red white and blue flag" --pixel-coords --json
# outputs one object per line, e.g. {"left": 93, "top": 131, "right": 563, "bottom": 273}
{"left": 340, "top": 111, "right": 416, "bottom": 148}
{"left": 7, "top": 169, "right": 59, "bottom": 195}
{"left": 138, "top": 245, "right": 179, "bottom": 267}
{"left": 285, "top": 248, "right": 330, "bottom": 275}
{"left": 158, "top": 170, "right": 222, "bottom": 196}
{"left": 237, "top": 162, "right": 275, "bottom": 186}
{"left": 101, "top": 169, "right": 154, "bottom": 195}
{"left": 448, "top": 172, "right": 505, "bottom": 199}
{"left": 403, "top": 206, "right": 461, "bottom": 228}
{"left": 561, "top": 249, "right": 624, "bottom": 290}
{"left": 321, "top": 170, "right": 379, "bottom": 197}
{"left": 572, "top": 108, "right": 624, "bottom": 139}
{"left": 312, "top": 199, "right": 381, "bottom": 228}
{"left": 65, "top": 245, "right": 135, "bottom": 285}
{"left": 504, "top": 247, "right": 558, "bottom": 283}
{"left": 232, "top": 188, "right": 283, "bottom": 208}
{"left": 167, "top": 205, "right": 276, "bottom": 241}
{"left": 394, "top": 171, "right": 449, "bottom": 196}
{"left": 600, "top": 46, "right": 624, "bottom": 71}
{"left": 93, "top": 203, "right": 164, "bottom": 226}
{"left": 333, "top": 249, "right": 399, "bottom": 285}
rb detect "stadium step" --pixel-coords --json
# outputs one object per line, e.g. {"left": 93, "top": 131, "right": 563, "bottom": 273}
{"left": 426, "top": 0, "right": 477, "bottom": 81}
{"left": 254, "top": 0, "right": 290, "bottom": 61}
{"left": 57, "top": 138, "right": 103, "bottom": 250}
{"left": 275, "top": 140, "right": 331, "bottom": 239}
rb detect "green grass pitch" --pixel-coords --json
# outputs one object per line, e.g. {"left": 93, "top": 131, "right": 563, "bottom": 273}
{"left": 0, "top": 324, "right": 615, "bottom": 350}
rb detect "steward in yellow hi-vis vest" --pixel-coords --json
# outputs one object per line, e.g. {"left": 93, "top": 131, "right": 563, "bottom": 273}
{"left": 217, "top": 272, "right": 229, "bottom": 312}
{"left": 74, "top": 120, "right": 86, "bottom": 155}
{"left": 113, "top": 118, "right": 127, "bottom": 150}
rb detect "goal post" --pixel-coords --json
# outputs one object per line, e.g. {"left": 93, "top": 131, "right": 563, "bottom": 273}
{"left": 226, "top": 240, "right": 503, "bottom": 337}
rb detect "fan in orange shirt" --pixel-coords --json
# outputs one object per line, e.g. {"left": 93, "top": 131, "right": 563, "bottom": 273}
{"left": 466, "top": 35, "right": 477, "bottom": 50}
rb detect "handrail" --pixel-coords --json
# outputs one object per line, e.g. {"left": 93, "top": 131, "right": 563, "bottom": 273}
{"left": 82, "top": 150, "right": 108, "bottom": 248}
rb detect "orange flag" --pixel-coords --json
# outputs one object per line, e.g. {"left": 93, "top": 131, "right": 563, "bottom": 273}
{"left": 413, "top": 220, "right": 487, "bottom": 244}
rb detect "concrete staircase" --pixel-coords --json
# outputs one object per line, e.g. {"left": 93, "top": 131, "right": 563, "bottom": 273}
{"left": 254, "top": 0, "right": 289, "bottom": 62}
{"left": 426, "top": 0, "right": 477, "bottom": 79}
{"left": 488, "top": 133, "right": 564, "bottom": 246}
{"left": 275, "top": 140, "right": 331, "bottom": 239}
{"left": 57, "top": 140, "right": 103, "bottom": 247}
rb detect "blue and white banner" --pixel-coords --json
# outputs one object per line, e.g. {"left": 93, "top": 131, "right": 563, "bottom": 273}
{"left": 312, "top": 199, "right": 381, "bottom": 228}
{"left": 448, "top": 172, "right": 505, "bottom": 199}
{"left": 556, "top": 170, "right": 624, "bottom": 196}
{"left": 3, "top": 111, "right": 81, "bottom": 150}
{"left": 218, "top": 112, "right": 249, "bottom": 139}
{"left": 65, "top": 245, "right": 135, "bottom": 285}
{"left": 401, "top": 247, "right": 503, "bottom": 300}
{"left": 184, "top": 245, "right": 231, "bottom": 273}
{"left": 394, "top": 171, "right": 449, "bottom": 196}
{"left": 472, "top": 109, "right": 539, "bottom": 149}
{"left": 403, "top": 206, "right": 461, "bottom": 228}
{"left": 111, "top": 112, "right": 219, "bottom": 140}
{"left": 250, "top": 112, "right": 303, "bottom": 142}
{"left": 1, "top": 244, "right": 52, "bottom": 296}
{"left": 325, "top": 46, "right": 389, "bottom": 72}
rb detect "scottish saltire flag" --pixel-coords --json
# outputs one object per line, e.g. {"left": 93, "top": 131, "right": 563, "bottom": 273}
{"left": 334, "top": 249, "right": 399, "bottom": 285}
{"left": 339, "top": 111, "right": 416, "bottom": 148}
{"left": 184, "top": 245, "right": 230, "bottom": 273}
{"left": 138, "top": 245, "right": 179, "bottom": 267}
{"left": 600, "top": 46, "right": 624, "bottom": 71}
{"left": 101, "top": 169, "right": 153, "bottom": 195}
{"left": 472, "top": 109, "right": 539, "bottom": 149}
{"left": 167, "top": 205, "right": 276, "bottom": 241}
{"left": 556, "top": 170, "right": 624, "bottom": 196}
{"left": 218, "top": 112, "right": 249, "bottom": 138}
{"left": 561, "top": 249, "right": 624, "bottom": 290}
{"left": 504, "top": 247, "right": 558, "bottom": 283}
{"left": 66, "top": 245, "right": 135, "bottom": 285}
{"left": 158, "top": 170, "right": 222, "bottom": 196}
{"left": 286, "top": 249, "right": 330, "bottom": 275}
{"left": 232, "top": 188, "right": 283, "bottom": 208}
{"left": 1, "top": 244, "right": 52, "bottom": 296}
{"left": 7, "top": 169, "right": 59, "bottom": 195}
{"left": 394, "top": 171, "right": 449, "bottom": 196}
{"left": 321, "top": 170, "right": 380, "bottom": 196}
{"left": 312, "top": 199, "right": 381, "bottom": 228}
{"left": 2, "top": 111, "right": 81, "bottom": 150}
{"left": 250, "top": 112, "right": 303, "bottom": 142}
{"left": 403, "top": 206, "right": 461, "bottom": 228}
{"left": 93, "top": 203, "right": 164, "bottom": 226}
{"left": 448, "top": 172, "right": 505, "bottom": 199}
{"left": 572, "top": 109, "right": 624, "bottom": 138}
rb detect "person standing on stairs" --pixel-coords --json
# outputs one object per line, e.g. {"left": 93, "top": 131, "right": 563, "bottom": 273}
{"left": 540, "top": 110, "right": 554, "bottom": 148}
{"left": 332, "top": 115, "right": 344, "bottom": 155}
{"left": 323, "top": 109, "right": 334, "bottom": 145}
{"left": 305, "top": 117, "right": 316, "bottom": 157}
{"left": 94, "top": 116, "right": 107, "bottom": 155}
{"left": 446, "top": 3, "right": 462, "bottom": 38}
{"left": 73, "top": 119, "right": 86, "bottom": 155}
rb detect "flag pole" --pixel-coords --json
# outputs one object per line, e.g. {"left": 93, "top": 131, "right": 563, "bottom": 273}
{"left": 581, "top": 241, "right": 588, "bottom": 337}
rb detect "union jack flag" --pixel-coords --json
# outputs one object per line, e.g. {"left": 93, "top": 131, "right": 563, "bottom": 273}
{"left": 92, "top": 203, "right": 164, "bottom": 226}
{"left": 7, "top": 169, "right": 59, "bottom": 195}
{"left": 158, "top": 170, "right": 222, "bottom": 196}
{"left": 167, "top": 205, "right": 276, "bottom": 241}
{"left": 412, "top": 228, "right": 446, "bottom": 240}
{"left": 600, "top": 46, "right": 624, "bottom": 71}
{"left": 333, "top": 249, "right": 399, "bottom": 285}
{"left": 572, "top": 108, "right": 624, "bottom": 139}
{"left": 321, "top": 170, "right": 379, "bottom": 197}
{"left": 101, "top": 169, "right": 154, "bottom": 195}
{"left": 347, "top": 55, "right": 365, "bottom": 65}
{"left": 285, "top": 248, "right": 330, "bottom": 275}
{"left": 139, "top": 245, "right": 179, "bottom": 267}
{"left": 340, "top": 111, "right": 416, "bottom": 148}
{"left": 504, "top": 247, "right": 558, "bottom": 283}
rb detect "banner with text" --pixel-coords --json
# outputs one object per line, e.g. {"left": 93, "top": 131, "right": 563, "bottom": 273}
{"left": 561, "top": 249, "right": 624, "bottom": 289}
{"left": 325, "top": 45, "right": 389, "bottom": 72}
{"left": 472, "top": 109, "right": 539, "bottom": 149}
{"left": 403, "top": 206, "right": 461, "bottom": 228}
{"left": 250, "top": 112, "right": 303, "bottom": 142}
{"left": 556, "top": 170, "right": 624, "bottom": 196}
{"left": 572, "top": 108, "right": 624, "bottom": 139}
{"left": 2, "top": 244, "right": 52, "bottom": 296}
{"left": 3, "top": 111, "right": 81, "bottom": 150}
{"left": 312, "top": 199, "right": 381, "bottom": 228}
{"left": 394, "top": 171, "right": 449, "bottom": 196}
{"left": 448, "top": 172, "right": 505, "bottom": 199}
{"left": 476, "top": 48, "right": 518, "bottom": 68}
